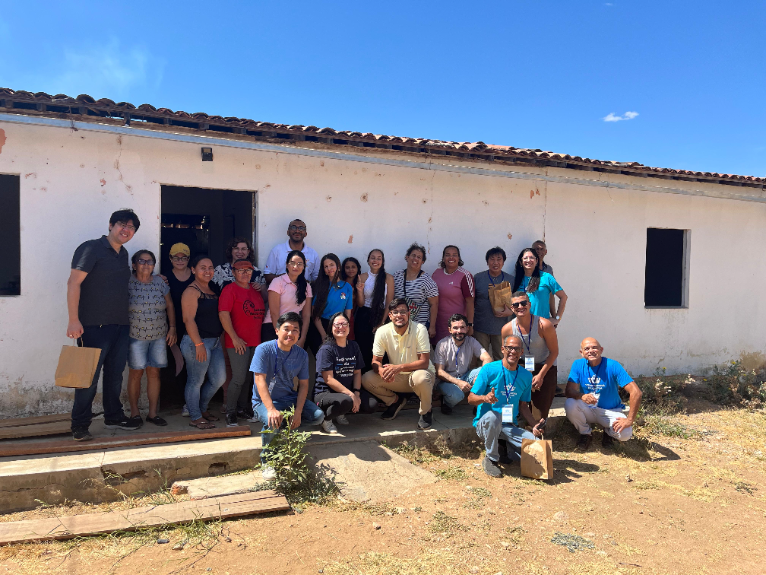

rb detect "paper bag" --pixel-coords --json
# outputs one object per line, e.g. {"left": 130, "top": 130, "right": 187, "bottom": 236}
{"left": 520, "top": 438, "right": 553, "bottom": 480}
{"left": 488, "top": 280, "right": 513, "bottom": 314}
{"left": 55, "top": 343, "right": 101, "bottom": 389}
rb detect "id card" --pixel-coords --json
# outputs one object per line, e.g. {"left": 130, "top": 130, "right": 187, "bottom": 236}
{"left": 524, "top": 356, "right": 535, "bottom": 371}
{"left": 502, "top": 405, "right": 514, "bottom": 423}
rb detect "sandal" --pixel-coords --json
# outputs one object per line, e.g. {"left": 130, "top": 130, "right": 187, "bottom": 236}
{"left": 200, "top": 411, "right": 219, "bottom": 422}
{"left": 146, "top": 415, "right": 168, "bottom": 426}
{"left": 189, "top": 418, "right": 215, "bottom": 429}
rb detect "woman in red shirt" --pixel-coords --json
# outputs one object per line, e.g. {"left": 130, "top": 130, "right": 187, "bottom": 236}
{"left": 218, "top": 259, "right": 265, "bottom": 427}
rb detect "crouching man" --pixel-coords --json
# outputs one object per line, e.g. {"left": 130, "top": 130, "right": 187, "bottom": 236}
{"left": 468, "top": 335, "right": 545, "bottom": 478}
{"left": 250, "top": 312, "right": 325, "bottom": 479}
{"left": 565, "top": 337, "right": 643, "bottom": 451}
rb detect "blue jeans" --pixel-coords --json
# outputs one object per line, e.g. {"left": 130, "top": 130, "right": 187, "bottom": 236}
{"left": 128, "top": 337, "right": 168, "bottom": 370}
{"left": 253, "top": 394, "right": 324, "bottom": 458}
{"left": 475, "top": 410, "right": 537, "bottom": 463}
{"left": 71, "top": 324, "right": 129, "bottom": 431}
{"left": 438, "top": 368, "right": 481, "bottom": 408}
{"left": 180, "top": 335, "right": 226, "bottom": 421}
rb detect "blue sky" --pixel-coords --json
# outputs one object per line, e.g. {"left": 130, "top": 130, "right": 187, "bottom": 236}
{"left": 1, "top": 1, "right": 764, "bottom": 176}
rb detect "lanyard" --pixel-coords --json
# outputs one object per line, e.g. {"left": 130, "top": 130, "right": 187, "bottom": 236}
{"left": 488, "top": 271, "right": 505, "bottom": 286}
{"left": 516, "top": 315, "right": 534, "bottom": 355}
{"left": 586, "top": 360, "right": 605, "bottom": 391}
{"left": 274, "top": 340, "right": 293, "bottom": 378}
{"left": 450, "top": 338, "right": 463, "bottom": 374}
{"left": 502, "top": 366, "right": 519, "bottom": 403}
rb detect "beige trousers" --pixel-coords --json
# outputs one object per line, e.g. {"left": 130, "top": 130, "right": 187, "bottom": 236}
{"left": 362, "top": 369, "right": 435, "bottom": 415}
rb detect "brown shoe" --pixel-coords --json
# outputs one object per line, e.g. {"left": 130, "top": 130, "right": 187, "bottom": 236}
{"left": 575, "top": 433, "right": 593, "bottom": 451}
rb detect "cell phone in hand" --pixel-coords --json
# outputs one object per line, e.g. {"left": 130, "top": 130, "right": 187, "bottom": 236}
{"left": 538, "top": 418, "right": 547, "bottom": 430}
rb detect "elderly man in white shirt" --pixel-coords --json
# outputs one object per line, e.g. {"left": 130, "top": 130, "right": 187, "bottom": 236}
{"left": 264, "top": 219, "right": 320, "bottom": 283}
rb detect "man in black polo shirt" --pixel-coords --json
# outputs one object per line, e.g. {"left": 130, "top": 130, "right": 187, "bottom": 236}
{"left": 66, "top": 209, "right": 142, "bottom": 441}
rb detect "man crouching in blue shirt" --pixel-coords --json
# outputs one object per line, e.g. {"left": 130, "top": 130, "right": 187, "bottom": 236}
{"left": 468, "top": 334, "right": 545, "bottom": 478}
{"left": 565, "top": 337, "right": 643, "bottom": 451}
{"left": 250, "top": 311, "right": 325, "bottom": 479}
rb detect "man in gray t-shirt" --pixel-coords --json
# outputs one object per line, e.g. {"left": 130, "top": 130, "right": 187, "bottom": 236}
{"left": 433, "top": 313, "right": 492, "bottom": 415}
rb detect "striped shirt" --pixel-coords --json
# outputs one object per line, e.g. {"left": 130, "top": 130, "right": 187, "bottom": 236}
{"left": 393, "top": 270, "right": 439, "bottom": 325}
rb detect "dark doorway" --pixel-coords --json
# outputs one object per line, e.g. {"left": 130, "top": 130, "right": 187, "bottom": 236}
{"left": 644, "top": 228, "right": 687, "bottom": 308}
{"left": 159, "top": 185, "right": 256, "bottom": 410}
{"left": 0, "top": 175, "right": 20, "bottom": 296}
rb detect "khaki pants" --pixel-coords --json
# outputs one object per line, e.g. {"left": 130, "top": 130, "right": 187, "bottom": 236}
{"left": 473, "top": 331, "right": 503, "bottom": 362}
{"left": 362, "top": 369, "right": 435, "bottom": 415}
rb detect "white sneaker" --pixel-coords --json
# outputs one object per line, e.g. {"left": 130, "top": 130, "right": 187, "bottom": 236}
{"left": 321, "top": 419, "right": 338, "bottom": 434}
{"left": 335, "top": 415, "right": 350, "bottom": 425}
{"left": 261, "top": 465, "right": 276, "bottom": 480}
{"left": 181, "top": 405, "right": 190, "bottom": 417}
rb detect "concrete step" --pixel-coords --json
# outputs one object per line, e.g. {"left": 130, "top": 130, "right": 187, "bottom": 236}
{"left": 0, "top": 398, "right": 571, "bottom": 513}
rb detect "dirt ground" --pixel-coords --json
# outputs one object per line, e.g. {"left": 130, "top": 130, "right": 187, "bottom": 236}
{"left": 1, "top": 400, "right": 764, "bottom": 575}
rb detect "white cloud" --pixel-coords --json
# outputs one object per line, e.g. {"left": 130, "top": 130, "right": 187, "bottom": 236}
{"left": 603, "top": 111, "right": 639, "bottom": 122}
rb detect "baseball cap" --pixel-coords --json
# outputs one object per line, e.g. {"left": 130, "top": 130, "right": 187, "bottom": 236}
{"left": 169, "top": 243, "right": 190, "bottom": 257}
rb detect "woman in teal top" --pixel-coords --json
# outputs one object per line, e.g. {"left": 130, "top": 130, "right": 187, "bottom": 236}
{"left": 512, "top": 248, "right": 568, "bottom": 326}
{"left": 307, "top": 253, "right": 354, "bottom": 353}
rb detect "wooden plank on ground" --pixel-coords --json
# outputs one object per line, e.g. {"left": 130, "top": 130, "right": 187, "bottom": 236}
{"left": 0, "top": 426, "right": 252, "bottom": 458}
{"left": 0, "top": 490, "right": 289, "bottom": 545}
{"left": 0, "top": 414, "right": 71, "bottom": 428}
{"left": 0, "top": 420, "right": 71, "bottom": 440}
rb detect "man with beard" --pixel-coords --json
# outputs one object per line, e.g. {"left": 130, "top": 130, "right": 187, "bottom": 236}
{"left": 362, "top": 298, "right": 435, "bottom": 429}
{"left": 264, "top": 218, "right": 320, "bottom": 283}
{"left": 433, "top": 313, "right": 492, "bottom": 415}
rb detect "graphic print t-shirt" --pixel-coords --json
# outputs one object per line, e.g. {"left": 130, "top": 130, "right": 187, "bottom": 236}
{"left": 313, "top": 341, "right": 365, "bottom": 395}
{"left": 219, "top": 283, "right": 266, "bottom": 347}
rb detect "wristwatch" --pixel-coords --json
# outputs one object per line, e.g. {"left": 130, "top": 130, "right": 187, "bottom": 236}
{"left": 555, "top": 316, "right": 561, "bottom": 321}
{"left": 467, "top": 322, "right": 474, "bottom": 327}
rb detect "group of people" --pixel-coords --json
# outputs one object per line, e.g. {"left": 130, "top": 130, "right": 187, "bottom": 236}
{"left": 65, "top": 210, "right": 643, "bottom": 480}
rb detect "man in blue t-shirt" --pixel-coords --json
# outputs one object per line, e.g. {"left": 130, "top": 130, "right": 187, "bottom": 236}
{"left": 565, "top": 337, "right": 643, "bottom": 451}
{"left": 250, "top": 312, "right": 324, "bottom": 478}
{"left": 468, "top": 334, "right": 545, "bottom": 478}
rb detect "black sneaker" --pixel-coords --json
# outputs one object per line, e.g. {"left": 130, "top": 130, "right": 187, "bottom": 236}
{"left": 575, "top": 433, "right": 593, "bottom": 452}
{"left": 440, "top": 402, "right": 453, "bottom": 415}
{"left": 238, "top": 408, "right": 254, "bottom": 420}
{"left": 602, "top": 433, "right": 614, "bottom": 448}
{"left": 73, "top": 429, "right": 93, "bottom": 442}
{"left": 381, "top": 395, "right": 407, "bottom": 421}
{"left": 226, "top": 412, "right": 239, "bottom": 428}
{"left": 482, "top": 456, "right": 502, "bottom": 478}
{"left": 418, "top": 411, "right": 433, "bottom": 430}
{"left": 104, "top": 416, "right": 142, "bottom": 430}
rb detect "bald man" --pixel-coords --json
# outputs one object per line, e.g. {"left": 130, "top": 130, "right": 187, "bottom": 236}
{"left": 468, "top": 334, "right": 545, "bottom": 478}
{"left": 264, "top": 218, "right": 320, "bottom": 283}
{"left": 565, "top": 338, "right": 642, "bottom": 451}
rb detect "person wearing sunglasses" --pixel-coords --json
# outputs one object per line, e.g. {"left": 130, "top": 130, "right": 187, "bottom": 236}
{"left": 127, "top": 249, "right": 176, "bottom": 427}
{"left": 501, "top": 291, "right": 559, "bottom": 419}
{"left": 313, "top": 312, "right": 378, "bottom": 433}
{"left": 66, "top": 209, "right": 142, "bottom": 441}
{"left": 263, "top": 219, "right": 319, "bottom": 283}
{"left": 468, "top": 334, "right": 545, "bottom": 478}
{"left": 362, "top": 298, "right": 436, "bottom": 430}
{"left": 565, "top": 338, "right": 643, "bottom": 451}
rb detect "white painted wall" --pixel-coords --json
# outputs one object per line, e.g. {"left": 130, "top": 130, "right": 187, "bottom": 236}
{"left": 0, "top": 116, "right": 764, "bottom": 417}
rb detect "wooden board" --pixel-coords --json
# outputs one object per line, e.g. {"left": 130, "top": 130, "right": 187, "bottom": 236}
{"left": 0, "top": 490, "right": 289, "bottom": 545}
{"left": 0, "top": 426, "right": 252, "bottom": 457}
{"left": 0, "top": 420, "right": 71, "bottom": 440}
{"left": 0, "top": 414, "right": 71, "bottom": 428}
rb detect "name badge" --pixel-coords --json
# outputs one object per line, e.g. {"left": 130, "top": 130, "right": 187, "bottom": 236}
{"left": 524, "top": 356, "right": 535, "bottom": 371}
{"left": 502, "top": 405, "right": 514, "bottom": 423}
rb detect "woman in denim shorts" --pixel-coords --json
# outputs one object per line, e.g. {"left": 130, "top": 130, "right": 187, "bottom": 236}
{"left": 127, "top": 249, "right": 177, "bottom": 426}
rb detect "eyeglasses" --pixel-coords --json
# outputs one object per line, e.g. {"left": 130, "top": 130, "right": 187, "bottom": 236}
{"left": 502, "top": 345, "right": 522, "bottom": 352}
{"left": 333, "top": 322, "right": 350, "bottom": 329}
{"left": 116, "top": 222, "right": 137, "bottom": 232}
{"left": 234, "top": 268, "right": 253, "bottom": 274}
{"left": 136, "top": 259, "right": 155, "bottom": 265}
{"left": 289, "top": 225, "right": 307, "bottom": 232}
{"left": 511, "top": 301, "right": 529, "bottom": 308}
{"left": 390, "top": 309, "right": 409, "bottom": 316}
{"left": 287, "top": 261, "right": 305, "bottom": 268}
{"left": 171, "top": 256, "right": 189, "bottom": 262}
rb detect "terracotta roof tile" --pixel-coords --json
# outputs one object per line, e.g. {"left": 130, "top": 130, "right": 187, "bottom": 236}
{"left": 0, "top": 87, "right": 762, "bottom": 186}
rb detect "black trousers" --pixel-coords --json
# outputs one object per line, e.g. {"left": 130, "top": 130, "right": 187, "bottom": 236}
{"left": 306, "top": 317, "right": 331, "bottom": 355}
{"left": 354, "top": 306, "right": 375, "bottom": 373}
{"left": 314, "top": 389, "right": 379, "bottom": 419}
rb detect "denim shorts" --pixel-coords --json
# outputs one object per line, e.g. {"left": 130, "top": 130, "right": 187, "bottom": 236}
{"left": 128, "top": 337, "right": 168, "bottom": 370}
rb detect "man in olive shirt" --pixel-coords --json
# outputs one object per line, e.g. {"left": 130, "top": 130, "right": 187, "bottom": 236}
{"left": 361, "top": 298, "right": 435, "bottom": 430}
{"left": 66, "top": 209, "right": 142, "bottom": 441}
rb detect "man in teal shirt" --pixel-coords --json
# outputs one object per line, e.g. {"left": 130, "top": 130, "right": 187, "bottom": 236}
{"left": 468, "top": 334, "right": 545, "bottom": 478}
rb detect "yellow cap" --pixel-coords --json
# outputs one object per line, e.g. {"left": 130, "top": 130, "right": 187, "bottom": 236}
{"left": 169, "top": 243, "right": 190, "bottom": 257}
